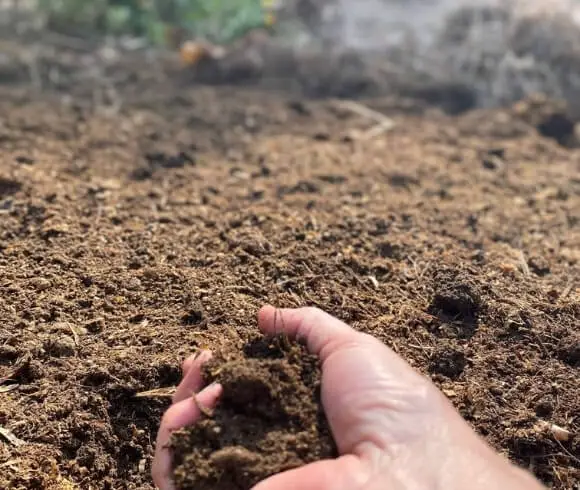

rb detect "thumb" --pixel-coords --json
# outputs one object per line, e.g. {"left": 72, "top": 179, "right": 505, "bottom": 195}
{"left": 258, "top": 305, "right": 423, "bottom": 374}
{"left": 258, "top": 306, "right": 440, "bottom": 455}
{"left": 252, "top": 455, "right": 370, "bottom": 490}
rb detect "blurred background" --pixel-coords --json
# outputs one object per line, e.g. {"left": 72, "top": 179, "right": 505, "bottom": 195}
{"left": 2, "top": 0, "right": 580, "bottom": 114}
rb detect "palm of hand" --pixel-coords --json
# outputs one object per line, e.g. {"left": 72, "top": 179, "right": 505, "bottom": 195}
{"left": 253, "top": 307, "right": 450, "bottom": 490}
{"left": 153, "top": 306, "right": 545, "bottom": 490}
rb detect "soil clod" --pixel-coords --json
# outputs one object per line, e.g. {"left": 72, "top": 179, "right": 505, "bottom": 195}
{"left": 170, "top": 336, "right": 337, "bottom": 490}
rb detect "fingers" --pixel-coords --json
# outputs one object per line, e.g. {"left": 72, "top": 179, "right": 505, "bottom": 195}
{"left": 152, "top": 383, "right": 222, "bottom": 490}
{"left": 181, "top": 354, "right": 197, "bottom": 377}
{"left": 173, "top": 351, "right": 212, "bottom": 404}
{"left": 258, "top": 305, "right": 364, "bottom": 361}
{"left": 252, "top": 455, "right": 370, "bottom": 490}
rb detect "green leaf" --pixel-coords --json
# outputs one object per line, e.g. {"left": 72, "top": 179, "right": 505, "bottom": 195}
{"left": 106, "top": 6, "right": 133, "bottom": 33}
{"left": 37, "top": 0, "right": 270, "bottom": 46}
{"left": 147, "top": 20, "right": 168, "bottom": 45}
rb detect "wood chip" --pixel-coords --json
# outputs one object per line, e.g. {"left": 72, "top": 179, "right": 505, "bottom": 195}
{"left": 537, "top": 421, "right": 573, "bottom": 442}
{"left": 0, "top": 426, "right": 24, "bottom": 446}
{"left": 367, "top": 275, "right": 379, "bottom": 289}
{"left": 550, "top": 424, "right": 572, "bottom": 442}
{"left": 442, "top": 388, "right": 457, "bottom": 398}
{"left": 0, "top": 384, "right": 19, "bottom": 394}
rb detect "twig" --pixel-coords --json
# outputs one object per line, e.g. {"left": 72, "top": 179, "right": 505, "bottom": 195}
{"left": 364, "top": 119, "right": 396, "bottom": 139}
{"left": 334, "top": 100, "right": 391, "bottom": 123}
{"left": 554, "top": 438, "right": 580, "bottom": 465}
{"left": 333, "top": 100, "right": 396, "bottom": 137}
{"left": 517, "top": 250, "right": 530, "bottom": 277}
{"left": 134, "top": 387, "right": 175, "bottom": 399}
{"left": 0, "top": 384, "right": 19, "bottom": 393}
{"left": 68, "top": 323, "right": 80, "bottom": 346}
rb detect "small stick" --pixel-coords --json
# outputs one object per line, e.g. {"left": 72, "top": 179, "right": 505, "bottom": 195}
{"left": 517, "top": 250, "right": 530, "bottom": 277}
{"left": 334, "top": 100, "right": 395, "bottom": 126}
{"left": 364, "top": 119, "right": 396, "bottom": 139}
{"left": 134, "top": 388, "right": 175, "bottom": 399}
{"left": 68, "top": 323, "right": 80, "bottom": 346}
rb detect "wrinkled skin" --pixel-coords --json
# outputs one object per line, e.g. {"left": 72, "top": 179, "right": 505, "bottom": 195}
{"left": 153, "top": 306, "right": 545, "bottom": 490}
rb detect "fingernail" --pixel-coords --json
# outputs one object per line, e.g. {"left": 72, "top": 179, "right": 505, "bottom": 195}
{"left": 205, "top": 382, "right": 222, "bottom": 396}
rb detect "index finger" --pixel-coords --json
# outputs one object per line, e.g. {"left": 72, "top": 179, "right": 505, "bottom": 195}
{"left": 152, "top": 383, "right": 222, "bottom": 489}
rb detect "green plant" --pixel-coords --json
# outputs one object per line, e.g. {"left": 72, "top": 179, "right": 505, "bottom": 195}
{"left": 37, "top": 0, "right": 271, "bottom": 45}
{"left": 175, "top": 0, "right": 269, "bottom": 43}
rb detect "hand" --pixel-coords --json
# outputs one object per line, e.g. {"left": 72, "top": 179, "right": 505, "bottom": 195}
{"left": 152, "top": 350, "right": 223, "bottom": 490}
{"left": 153, "top": 306, "right": 545, "bottom": 490}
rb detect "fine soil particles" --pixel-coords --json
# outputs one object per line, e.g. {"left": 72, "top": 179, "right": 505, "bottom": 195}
{"left": 0, "top": 34, "right": 578, "bottom": 490}
{"left": 170, "top": 335, "right": 336, "bottom": 490}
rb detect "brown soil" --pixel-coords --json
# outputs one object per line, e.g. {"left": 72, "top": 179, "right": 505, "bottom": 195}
{"left": 0, "top": 39, "right": 578, "bottom": 490}
{"left": 171, "top": 335, "right": 336, "bottom": 490}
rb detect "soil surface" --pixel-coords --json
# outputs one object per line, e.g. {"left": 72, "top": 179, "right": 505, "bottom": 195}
{"left": 0, "top": 37, "right": 578, "bottom": 490}
{"left": 171, "top": 335, "right": 336, "bottom": 490}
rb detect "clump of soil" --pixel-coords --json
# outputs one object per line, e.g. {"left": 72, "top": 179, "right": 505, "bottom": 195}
{"left": 170, "top": 336, "right": 337, "bottom": 490}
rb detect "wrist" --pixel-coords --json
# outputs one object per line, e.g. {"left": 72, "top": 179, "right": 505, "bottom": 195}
{"left": 372, "top": 415, "right": 546, "bottom": 490}
{"left": 438, "top": 421, "right": 546, "bottom": 490}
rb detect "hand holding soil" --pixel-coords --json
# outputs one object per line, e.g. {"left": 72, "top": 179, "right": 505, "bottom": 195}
{"left": 153, "top": 306, "right": 546, "bottom": 490}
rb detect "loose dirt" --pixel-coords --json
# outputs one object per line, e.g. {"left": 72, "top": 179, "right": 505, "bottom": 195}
{"left": 0, "top": 40, "right": 578, "bottom": 490}
{"left": 171, "top": 335, "right": 336, "bottom": 490}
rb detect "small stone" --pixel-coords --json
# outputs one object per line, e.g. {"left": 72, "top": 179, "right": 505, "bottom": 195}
{"left": 126, "top": 277, "right": 142, "bottom": 290}
{"left": 30, "top": 277, "right": 51, "bottom": 291}
{"left": 489, "top": 385, "right": 503, "bottom": 396}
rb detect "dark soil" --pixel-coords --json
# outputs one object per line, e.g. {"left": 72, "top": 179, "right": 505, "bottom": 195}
{"left": 171, "top": 336, "right": 336, "bottom": 490}
{"left": 0, "top": 31, "right": 578, "bottom": 490}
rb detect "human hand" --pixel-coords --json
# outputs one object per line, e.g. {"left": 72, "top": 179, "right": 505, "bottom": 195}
{"left": 152, "top": 350, "right": 223, "bottom": 490}
{"left": 153, "top": 306, "right": 545, "bottom": 490}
